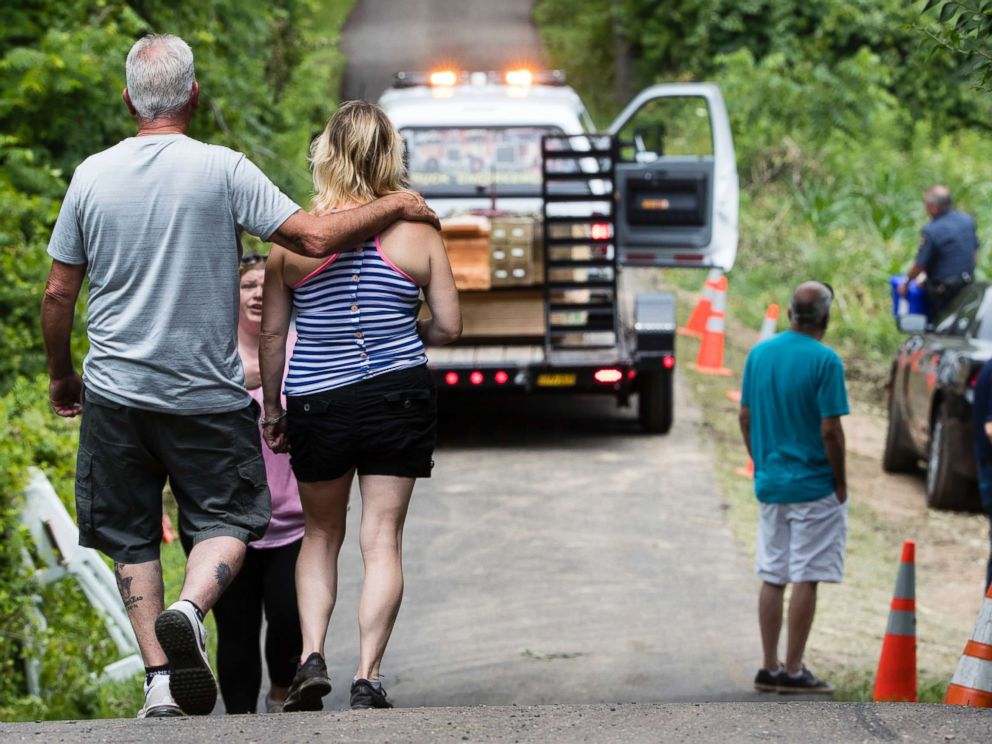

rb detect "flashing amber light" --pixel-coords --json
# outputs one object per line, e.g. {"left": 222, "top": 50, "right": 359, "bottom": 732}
{"left": 430, "top": 70, "right": 458, "bottom": 87}
{"left": 663, "top": 355, "right": 676, "bottom": 370}
{"left": 470, "top": 371, "right": 484, "bottom": 386}
{"left": 594, "top": 368, "right": 623, "bottom": 384}
{"left": 505, "top": 69, "right": 534, "bottom": 86}
{"left": 494, "top": 370, "right": 509, "bottom": 385}
{"left": 445, "top": 371, "right": 459, "bottom": 386}
{"left": 590, "top": 223, "right": 612, "bottom": 241}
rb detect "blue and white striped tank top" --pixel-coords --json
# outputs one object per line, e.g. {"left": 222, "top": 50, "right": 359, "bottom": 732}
{"left": 284, "top": 235, "right": 427, "bottom": 395}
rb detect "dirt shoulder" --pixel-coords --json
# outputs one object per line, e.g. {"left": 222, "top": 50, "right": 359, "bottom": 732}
{"left": 664, "top": 272, "right": 989, "bottom": 698}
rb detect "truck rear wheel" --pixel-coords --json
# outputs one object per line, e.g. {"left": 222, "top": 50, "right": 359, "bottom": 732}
{"left": 638, "top": 371, "right": 673, "bottom": 434}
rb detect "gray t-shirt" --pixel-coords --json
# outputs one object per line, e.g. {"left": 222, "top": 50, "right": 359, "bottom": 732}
{"left": 47, "top": 134, "right": 300, "bottom": 414}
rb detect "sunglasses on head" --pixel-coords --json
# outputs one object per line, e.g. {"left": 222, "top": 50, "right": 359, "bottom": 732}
{"left": 240, "top": 253, "right": 266, "bottom": 266}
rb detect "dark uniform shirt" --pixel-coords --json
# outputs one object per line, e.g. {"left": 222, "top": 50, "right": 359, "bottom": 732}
{"left": 916, "top": 210, "right": 979, "bottom": 284}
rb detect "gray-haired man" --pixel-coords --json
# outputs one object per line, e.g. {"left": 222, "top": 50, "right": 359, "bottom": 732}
{"left": 41, "top": 34, "right": 438, "bottom": 718}
{"left": 900, "top": 184, "right": 979, "bottom": 320}
{"left": 738, "top": 282, "right": 849, "bottom": 694}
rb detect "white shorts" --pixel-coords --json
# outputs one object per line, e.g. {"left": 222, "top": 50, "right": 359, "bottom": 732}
{"left": 756, "top": 494, "right": 847, "bottom": 585}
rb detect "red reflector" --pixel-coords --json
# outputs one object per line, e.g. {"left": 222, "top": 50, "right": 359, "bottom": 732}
{"left": 494, "top": 370, "right": 509, "bottom": 385}
{"left": 970, "top": 370, "right": 980, "bottom": 388}
{"left": 445, "top": 371, "right": 459, "bottom": 386}
{"left": 663, "top": 355, "right": 676, "bottom": 370}
{"left": 674, "top": 254, "right": 705, "bottom": 263}
{"left": 594, "top": 368, "right": 623, "bottom": 384}
{"left": 624, "top": 252, "right": 656, "bottom": 262}
{"left": 627, "top": 370, "right": 636, "bottom": 380}
{"left": 470, "top": 371, "right": 484, "bottom": 385}
{"left": 591, "top": 223, "right": 612, "bottom": 241}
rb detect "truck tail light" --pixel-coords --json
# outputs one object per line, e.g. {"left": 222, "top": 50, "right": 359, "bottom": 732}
{"left": 445, "top": 371, "right": 459, "bottom": 386}
{"left": 494, "top": 370, "right": 509, "bottom": 385}
{"left": 594, "top": 368, "right": 623, "bottom": 384}
{"left": 590, "top": 223, "right": 612, "bottom": 241}
{"left": 470, "top": 371, "right": 484, "bottom": 385}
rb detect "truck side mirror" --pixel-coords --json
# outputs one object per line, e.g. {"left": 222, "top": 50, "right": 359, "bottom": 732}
{"left": 897, "top": 313, "right": 927, "bottom": 334}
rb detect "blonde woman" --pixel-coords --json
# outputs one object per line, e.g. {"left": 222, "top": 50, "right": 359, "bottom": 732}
{"left": 260, "top": 100, "right": 461, "bottom": 711}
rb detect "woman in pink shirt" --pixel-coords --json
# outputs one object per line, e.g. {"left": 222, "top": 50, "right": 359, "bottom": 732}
{"left": 208, "top": 254, "right": 305, "bottom": 713}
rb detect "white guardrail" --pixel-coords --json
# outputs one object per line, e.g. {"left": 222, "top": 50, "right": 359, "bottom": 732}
{"left": 19, "top": 467, "right": 143, "bottom": 695}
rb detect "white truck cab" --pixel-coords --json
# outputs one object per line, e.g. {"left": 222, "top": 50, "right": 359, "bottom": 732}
{"left": 378, "top": 69, "right": 740, "bottom": 433}
{"left": 380, "top": 70, "right": 592, "bottom": 219}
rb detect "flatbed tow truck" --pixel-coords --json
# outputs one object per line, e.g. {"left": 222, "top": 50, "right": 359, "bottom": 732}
{"left": 379, "top": 69, "right": 739, "bottom": 432}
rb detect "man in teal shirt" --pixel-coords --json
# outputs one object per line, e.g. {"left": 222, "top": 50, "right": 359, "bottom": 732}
{"left": 739, "top": 281, "right": 849, "bottom": 695}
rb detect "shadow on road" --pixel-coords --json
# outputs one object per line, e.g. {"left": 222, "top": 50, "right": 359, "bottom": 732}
{"left": 436, "top": 392, "right": 645, "bottom": 450}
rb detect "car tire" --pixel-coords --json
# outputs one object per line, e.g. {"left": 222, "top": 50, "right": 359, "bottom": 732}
{"left": 882, "top": 385, "right": 918, "bottom": 473}
{"left": 926, "top": 407, "right": 978, "bottom": 511}
{"left": 638, "top": 370, "right": 673, "bottom": 434}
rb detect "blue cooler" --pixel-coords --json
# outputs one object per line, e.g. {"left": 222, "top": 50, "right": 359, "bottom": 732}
{"left": 889, "top": 275, "right": 929, "bottom": 318}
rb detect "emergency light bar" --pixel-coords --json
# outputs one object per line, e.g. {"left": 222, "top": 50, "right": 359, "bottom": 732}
{"left": 391, "top": 69, "right": 566, "bottom": 88}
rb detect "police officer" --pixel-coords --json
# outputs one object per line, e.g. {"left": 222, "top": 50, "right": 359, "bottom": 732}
{"left": 900, "top": 185, "right": 979, "bottom": 320}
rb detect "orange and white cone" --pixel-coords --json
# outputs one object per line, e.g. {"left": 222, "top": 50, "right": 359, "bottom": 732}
{"left": 162, "top": 513, "right": 177, "bottom": 544}
{"left": 690, "top": 276, "right": 732, "bottom": 376}
{"left": 678, "top": 269, "right": 723, "bottom": 339}
{"left": 873, "top": 540, "right": 917, "bottom": 702}
{"left": 758, "top": 304, "right": 779, "bottom": 342}
{"left": 735, "top": 459, "right": 754, "bottom": 479}
{"left": 945, "top": 578, "right": 992, "bottom": 706}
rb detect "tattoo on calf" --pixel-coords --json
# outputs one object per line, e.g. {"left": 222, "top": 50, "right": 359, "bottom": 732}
{"left": 214, "top": 562, "right": 232, "bottom": 589}
{"left": 114, "top": 562, "right": 144, "bottom": 614}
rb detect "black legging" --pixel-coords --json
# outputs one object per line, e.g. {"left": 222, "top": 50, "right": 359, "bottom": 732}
{"left": 212, "top": 538, "right": 303, "bottom": 713}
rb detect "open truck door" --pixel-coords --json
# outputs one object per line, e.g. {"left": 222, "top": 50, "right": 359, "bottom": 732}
{"left": 607, "top": 83, "right": 739, "bottom": 271}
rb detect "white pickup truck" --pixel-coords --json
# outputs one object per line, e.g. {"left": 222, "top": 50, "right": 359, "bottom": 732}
{"left": 379, "top": 69, "right": 739, "bottom": 433}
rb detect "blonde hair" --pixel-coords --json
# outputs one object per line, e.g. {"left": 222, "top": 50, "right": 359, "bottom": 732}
{"left": 310, "top": 100, "right": 407, "bottom": 213}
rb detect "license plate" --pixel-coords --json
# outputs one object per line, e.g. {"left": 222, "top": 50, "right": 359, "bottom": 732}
{"left": 537, "top": 373, "right": 577, "bottom": 387}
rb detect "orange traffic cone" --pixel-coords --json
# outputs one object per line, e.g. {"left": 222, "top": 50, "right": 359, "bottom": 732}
{"left": 690, "top": 276, "right": 732, "bottom": 376}
{"left": 735, "top": 458, "right": 754, "bottom": 479}
{"left": 873, "top": 540, "right": 917, "bottom": 702}
{"left": 758, "top": 304, "right": 779, "bottom": 342}
{"left": 945, "top": 578, "right": 992, "bottom": 706}
{"left": 678, "top": 269, "right": 723, "bottom": 338}
{"left": 162, "top": 513, "right": 177, "bottom": 544}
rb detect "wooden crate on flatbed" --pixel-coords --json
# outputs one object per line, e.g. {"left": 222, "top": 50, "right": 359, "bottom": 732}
{"left": 441, "top": 215, "right": 491, "bottom": 291}
{"left": 421, "top": 288, "right": 545, "bottom": 338}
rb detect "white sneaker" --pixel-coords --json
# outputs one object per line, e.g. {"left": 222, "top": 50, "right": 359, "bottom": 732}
{"left": 264, "top": 691, "right": 285, "bottom": 713}
{"left": 136, "top": 673, "right": 183, "bottom": 718}
{"left": 154, "top": 600, "right": 218, "bottom": 715}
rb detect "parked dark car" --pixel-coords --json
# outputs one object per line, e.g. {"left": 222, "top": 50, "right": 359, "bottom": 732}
{"left": 884, "top": 281, "right": 992, "bottom": 511}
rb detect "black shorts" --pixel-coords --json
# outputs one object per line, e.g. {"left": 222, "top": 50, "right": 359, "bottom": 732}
{"left": 75, "top": 388, "right": 271, "bottom": 564}
{"left": 286, "top": 365, "right": 437, "bottom": 482}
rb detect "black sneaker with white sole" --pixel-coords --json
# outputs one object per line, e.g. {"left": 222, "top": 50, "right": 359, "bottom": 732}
{"left": 776, "top": 667, "right": 835, "bottom": 694}
{"left": 350, "top": 678, "right": 393, "bottom": 709}
{"left": 284, "top": 653, "right": 332, "bottom": 712}
{"left": 154, "top": 600, "right": 218, "bottom": 715}
{"left": 753, "top": 667, "right": 784, "bottom": 692}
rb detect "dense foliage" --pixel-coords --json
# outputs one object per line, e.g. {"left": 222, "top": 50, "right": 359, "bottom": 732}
{"left": 0, "top": 0, "right": 353, "bottom": 719}
{"left": 536, "top": 0, "right": 992, "bottom": 381}
{"left": 922, "top": 1, "right": 992, "bottom": 90}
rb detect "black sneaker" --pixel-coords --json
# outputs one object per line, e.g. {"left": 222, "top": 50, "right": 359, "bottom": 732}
{"left": 350, "top": 678, "right": 393, "bottom": 709}
{"left": 776, "top": 667, "right": 835, "bottom": 695}
{"left": 154, "top": 600, "right": 217, "bottom": 715}
{"left": 754, "top": 667, "right": 784, "bottom": 692}
{"left": 284, "top": 653, "right": 332, "bottom": 712}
